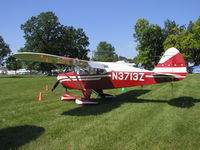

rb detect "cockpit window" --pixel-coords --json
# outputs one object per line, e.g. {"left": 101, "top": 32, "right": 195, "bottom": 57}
{"left": 74, "top": 66, "right": 107, "bottom": 75}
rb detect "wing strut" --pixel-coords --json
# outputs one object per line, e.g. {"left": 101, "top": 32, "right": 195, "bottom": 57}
{"left": 63, "top": 72, "right": 83, "bottom": 89}
{"left": 71, "top": 59, "right": 85, "bottom": 90}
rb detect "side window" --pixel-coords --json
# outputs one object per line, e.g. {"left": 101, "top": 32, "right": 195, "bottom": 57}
{"left": 96, "top": 68, "right": 107, "bottom": 74}
{"left": 79, "top": 69, "right": 89, "bottom": 74}
{"left": 75, "top": 66, "right": 107, "bottom": 75}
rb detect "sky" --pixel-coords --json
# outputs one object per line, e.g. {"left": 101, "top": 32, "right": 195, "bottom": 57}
{"left": 0, "top": 0, "right": 199, "bottom": 59}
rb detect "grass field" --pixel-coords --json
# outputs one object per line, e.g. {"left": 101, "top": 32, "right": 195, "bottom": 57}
{"left": 0, "top": 74, "right": 200, "bottom": 150}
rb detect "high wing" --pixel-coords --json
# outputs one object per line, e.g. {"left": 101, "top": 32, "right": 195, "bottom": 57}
{"left": 12, "top": 52, "right": 106, "bottom": 69}
{"left": 13, "top": 52, "right": 76, "bottom": 65}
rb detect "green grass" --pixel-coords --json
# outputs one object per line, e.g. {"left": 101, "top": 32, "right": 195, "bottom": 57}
{"left": 1, "top": 74, "right": 200, "bottom": 150}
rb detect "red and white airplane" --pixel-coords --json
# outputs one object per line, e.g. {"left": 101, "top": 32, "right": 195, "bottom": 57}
{"left": 13, "top": 47, "right": 187, "bottom": 105}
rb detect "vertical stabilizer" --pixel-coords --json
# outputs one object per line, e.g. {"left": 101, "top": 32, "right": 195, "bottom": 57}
{"left": 153, "top": 47, "right": 187, "bottom": 76}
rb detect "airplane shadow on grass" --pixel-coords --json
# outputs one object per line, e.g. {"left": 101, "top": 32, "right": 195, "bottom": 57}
{"left": 0, "top": 125, "right": 45, "bottom": 150}
{"left": 62, "top": 90, "right": 200, "bottom": 116}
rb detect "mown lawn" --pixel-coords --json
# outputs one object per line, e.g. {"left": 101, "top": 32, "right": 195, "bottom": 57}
{"left": 0, "top": 74, "right": 200, "bottom": 150}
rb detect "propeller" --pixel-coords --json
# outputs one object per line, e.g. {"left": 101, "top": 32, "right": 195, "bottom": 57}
{"left": 51, "top": 79, "right": 69, "bottom": 92}
{"left": 51, "top": 55, "right": 85, "bottom": 92}
{"left": 51, "top": 81, "right": 60, "bottom": 92}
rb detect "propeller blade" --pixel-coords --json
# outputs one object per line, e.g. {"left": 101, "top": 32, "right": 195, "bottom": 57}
{"left": 51, "top": 81, "right": 60, "bottom": 92}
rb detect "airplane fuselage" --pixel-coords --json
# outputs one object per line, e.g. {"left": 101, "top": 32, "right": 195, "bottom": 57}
{"left": 57, "top": 71, "right": 186, "bottom": 90}
{"left": 13, "top": 47, "right": 188, "bottom": 104}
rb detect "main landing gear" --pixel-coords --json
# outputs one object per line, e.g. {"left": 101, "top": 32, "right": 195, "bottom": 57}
{"left": 61, "top": 89, "right": 115, "bottom": 105}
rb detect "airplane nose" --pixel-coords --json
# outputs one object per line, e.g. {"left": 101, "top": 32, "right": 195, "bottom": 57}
{"left": 57, "top": 74, "right": 67, "bottom": 83}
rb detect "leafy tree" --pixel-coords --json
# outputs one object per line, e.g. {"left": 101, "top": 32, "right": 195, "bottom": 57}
{"left": 60, "top": 26, "right": 89, "bottom": 59}
{"left": 163, "top": 17, "right": 200, "bottom": 65}
{"left": 18, "top": 48, "right": 40, "bottom": 73}
{"left": 22, "top": 61, "right": 40, "bottom": 74}
{"left": 163, "top": 19, "right": 185, "bottom": 37}
{"left": 6, "top": 56, "right": 22, "bottom": 72}
{"left": 133, "top": 19, "right": 165, "bottom": 69}
{"left": 0, "top": 36, "right": 11, "bottom": 66}
{"left": 117, "top": 56, "right": 135, "bottom": 64}
{"left": 20, "top": 11, "right": 90, "bottom": 73}
{"left": 133, "top": 19, "right": 188, "bottom": 69}
{"left": 163, "top": 30, "right": 195, "bottom": 62}
{"left": 118, "top": 56, "right": 128, "bottom": 61}
{"left": 191, "top": 18, "right": 200, "bottom": 64}
{"left": 187, "top": 21, "right": 195, "bottom": 33}
{"left": 93, "top": 42, "right": 118, "bottom": 62}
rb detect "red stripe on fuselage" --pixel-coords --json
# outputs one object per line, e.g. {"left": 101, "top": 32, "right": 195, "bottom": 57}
{"left": 58, "top": 71, "right": 186, "bottom": 90}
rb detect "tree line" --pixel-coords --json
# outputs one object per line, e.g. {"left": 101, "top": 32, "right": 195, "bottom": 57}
{"left": 1, "top": 12, "right": 90, "bottom": 73}
{"left": 134, "top": 17, "right": 200, "bottom": 69}
{"left": 0, "top": 11, "right": 200, "bottom": 73}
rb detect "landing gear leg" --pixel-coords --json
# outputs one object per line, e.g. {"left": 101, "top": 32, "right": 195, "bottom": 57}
{"left": 75, "top": 89, "right": 98, "bottom": 105}
{"left": 60, "top": 86, "right": 76, "bottom": 101}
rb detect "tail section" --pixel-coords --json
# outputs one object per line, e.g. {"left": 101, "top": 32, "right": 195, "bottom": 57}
{"left": 153, "top": 47, "right": 187, "bottom": 79}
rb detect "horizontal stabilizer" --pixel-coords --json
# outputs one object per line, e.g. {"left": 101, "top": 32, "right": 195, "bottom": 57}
{"left": 152, "top": 73, "right": 186, "bottom": 79}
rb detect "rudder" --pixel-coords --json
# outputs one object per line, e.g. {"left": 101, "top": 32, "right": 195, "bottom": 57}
{"left": 153, "top": 47, "right": 187, "bottom": 76}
